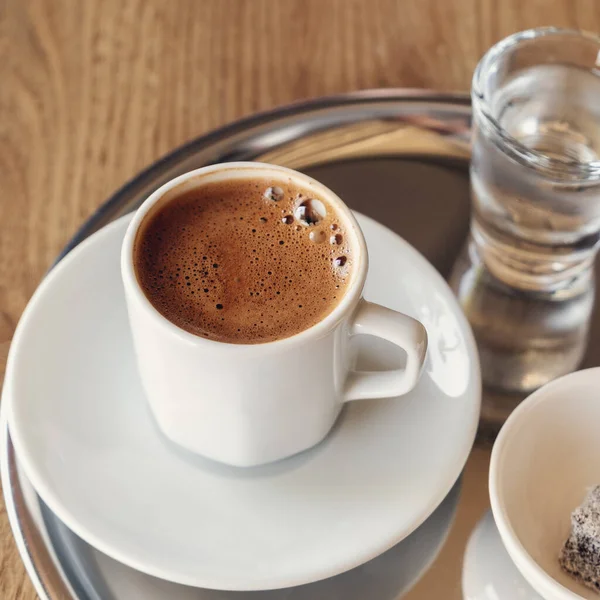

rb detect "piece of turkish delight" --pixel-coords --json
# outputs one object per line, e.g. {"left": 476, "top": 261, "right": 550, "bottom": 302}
{"left": 559, "top": 485, "right": 600, "bottom": 594}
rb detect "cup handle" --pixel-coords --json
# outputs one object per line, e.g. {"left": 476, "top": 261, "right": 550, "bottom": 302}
{"left": 343, "top": 299, "right": 428, "bottom": 402}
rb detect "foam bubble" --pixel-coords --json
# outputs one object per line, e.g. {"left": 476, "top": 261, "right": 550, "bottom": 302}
{"left": 334, "top": 256, "right": 347, "bottom": 268}
{"left": 264, "top": 186, "right": 284, "bottom": 202}
{"left": 295, "top": 199, "right": 326, "bottom": 226}
{"left": 309, "top": 230, "right": 326, "bottom": 244}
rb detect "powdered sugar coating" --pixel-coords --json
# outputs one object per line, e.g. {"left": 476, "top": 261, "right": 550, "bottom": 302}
{"left": 559, "top": 485, "right": 600, "bottom": 594}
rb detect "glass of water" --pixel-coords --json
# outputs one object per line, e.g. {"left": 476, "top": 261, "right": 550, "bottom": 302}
{"left": 451, "top": 28, "right": 600, "bottom": 414}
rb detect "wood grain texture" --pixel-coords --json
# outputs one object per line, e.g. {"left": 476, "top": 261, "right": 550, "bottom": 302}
{"left": 1, "top": 1, "right": 599, "bottom": 597}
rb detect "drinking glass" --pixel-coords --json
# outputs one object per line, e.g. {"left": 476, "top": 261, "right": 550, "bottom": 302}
{"left": 451, "top": 28, "right": 600, "bottom": 416}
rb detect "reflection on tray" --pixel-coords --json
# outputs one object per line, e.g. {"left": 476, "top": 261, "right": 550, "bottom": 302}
{"left": 257, "top": 119, "right": 470, "bottom": 169}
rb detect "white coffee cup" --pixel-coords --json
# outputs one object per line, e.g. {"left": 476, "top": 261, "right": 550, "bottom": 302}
{"left": 121, "top": 162, "right": 427, "bottom": 467}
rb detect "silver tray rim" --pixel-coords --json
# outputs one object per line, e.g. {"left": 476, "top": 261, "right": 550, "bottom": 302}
{"left": 1, "top": 88, "right": 471, "bottom": 600}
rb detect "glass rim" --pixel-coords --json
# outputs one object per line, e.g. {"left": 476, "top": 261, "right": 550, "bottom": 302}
{"left": 472, "top": 27, "right": 600, "bottom": 181}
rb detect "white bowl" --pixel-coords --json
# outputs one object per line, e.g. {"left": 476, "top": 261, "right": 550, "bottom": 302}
{"left": 490, "top": 367, "right": 600, "bottom": 600}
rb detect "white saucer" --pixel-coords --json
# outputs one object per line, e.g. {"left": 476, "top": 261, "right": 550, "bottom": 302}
{"left": 30, "top": 466, "right": 461, "bottom": 600}
{"left": 7, "top": 212, "right": 480, "bottom": 590}
{"left": 462, "top": 511, "right": 542, "bottom": 600}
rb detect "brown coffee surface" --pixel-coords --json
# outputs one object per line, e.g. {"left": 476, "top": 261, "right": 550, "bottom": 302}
{"left": 134, "top": 175, "right": 354, "bottom": 343}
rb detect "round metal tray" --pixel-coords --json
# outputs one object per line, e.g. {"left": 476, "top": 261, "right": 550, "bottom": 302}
{"left": 2, "top": 89, "right": 498, "bottom": 599}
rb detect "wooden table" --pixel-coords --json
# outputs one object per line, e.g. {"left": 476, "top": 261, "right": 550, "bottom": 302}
{"left": 2, "top": 1, "right": 599, "bottom": 597}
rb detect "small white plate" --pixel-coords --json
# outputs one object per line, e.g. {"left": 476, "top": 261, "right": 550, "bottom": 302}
{"left": 462, "top": 511, "right": 543, "bottom": 600}
{"left": 7, "top": 212, "right": 480, "bottom": 590}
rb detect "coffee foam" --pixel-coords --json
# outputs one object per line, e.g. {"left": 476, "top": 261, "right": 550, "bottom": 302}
{"left": 134, "top": 176, "right": 355, "bottom": 343}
